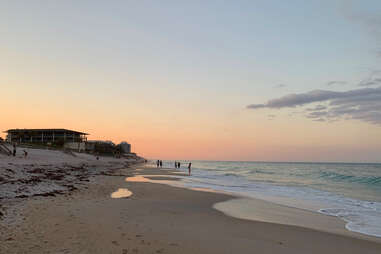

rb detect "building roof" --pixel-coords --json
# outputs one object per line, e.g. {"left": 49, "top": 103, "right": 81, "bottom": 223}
{"left": 4, "top": 129, "right": 89, "bottom": 135}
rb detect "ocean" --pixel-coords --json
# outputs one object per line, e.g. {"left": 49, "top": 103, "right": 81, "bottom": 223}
{"left": 162, "top": 160, "right": 381, "bottom": 238}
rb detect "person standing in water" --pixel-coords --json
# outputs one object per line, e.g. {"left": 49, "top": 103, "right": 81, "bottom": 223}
{"left": 160, "top": 160, "right": 163, "bottom": 168}
{"left": 188, "top": 162, "right": 192, "bottom": 176}
{"left": 178, "top": 162, "right": 181, "bottom": 168}
{"left": 156, "top": 160, "right": 160, "bottom": 168}
{"left": 174, "top": 161, "right": 177, "bottom": 168}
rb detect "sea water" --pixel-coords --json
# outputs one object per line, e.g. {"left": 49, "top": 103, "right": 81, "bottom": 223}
{"left": 162, "top": 161, "right": 381, "bottom": 237}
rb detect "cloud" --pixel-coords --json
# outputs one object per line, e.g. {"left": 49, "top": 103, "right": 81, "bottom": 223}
{"left": 359, "top": 79, "right": 381, "bottom": 86}
{"left": 312, "top": 118, "right": 326, "bottom": 122}
{"left": 247, "top": 89, "right": 344, "bottom": 109}
{"left": 246, "top": 86, "right": 381, "bottom": 125}
{"left": 306, "top": 105, "right": 327, "bottom": 111}
{"left": 273, "top": 84, "right": 286, "bottom": 89}
{"left": 358, "top": 70, "right": 381, "bottom": 86}
{"left": 327, "top": 81, "right": 347, "bottom": 86}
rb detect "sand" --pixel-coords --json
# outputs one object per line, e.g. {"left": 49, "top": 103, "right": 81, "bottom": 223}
{"left": 0, "top": 145, "right": 143, "bottom": 200}
{"left": 1, "top": 165, "right": 381, "bottom": 254}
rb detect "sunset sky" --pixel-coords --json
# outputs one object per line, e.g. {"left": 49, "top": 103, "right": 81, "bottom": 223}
{"left": 1, "top": 1, "right": 381, "bottom": 162}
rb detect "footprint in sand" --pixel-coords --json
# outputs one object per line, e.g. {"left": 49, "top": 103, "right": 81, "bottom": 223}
{"left": 112, "top": 240, "right": 119, "bottom": 246}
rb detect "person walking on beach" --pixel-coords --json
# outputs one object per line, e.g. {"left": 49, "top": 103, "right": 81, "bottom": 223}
{"left": 188, "top": 162, "right": 192, "bottom": 176}
{"left": 178, "top": 162, "right": 181, "bottom": 168}
{"left": 156, "top": 160, "right": 160, "bottom": 168}
{"left": 174, "top": 161, "right": 177, "bottom": 168}
{"left": 12, "top": 144, "right": 16, "bottom": 157}
{"left": 160, "top": 160, "right": 163, "bottom": 168}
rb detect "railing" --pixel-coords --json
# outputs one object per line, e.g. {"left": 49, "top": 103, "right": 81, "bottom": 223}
{"left": 0, "top": 141, "right": 11, "bottom": 155}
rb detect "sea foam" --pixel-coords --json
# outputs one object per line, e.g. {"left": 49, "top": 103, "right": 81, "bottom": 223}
{"left": 164, "top": 160, "right": 381, "bottom": 238}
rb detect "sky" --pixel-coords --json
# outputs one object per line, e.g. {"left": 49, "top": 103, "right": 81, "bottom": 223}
{"left": 1, "top": 0, "right": 381, "bottom": 162}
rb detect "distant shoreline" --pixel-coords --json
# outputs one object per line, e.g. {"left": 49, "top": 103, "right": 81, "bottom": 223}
{"left": 154, "top": 159, "right": 381, "bottom": 165}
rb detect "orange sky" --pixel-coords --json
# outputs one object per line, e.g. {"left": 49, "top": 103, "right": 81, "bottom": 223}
{"left": 1, "top": 1, "right": 381, "bottom": 162}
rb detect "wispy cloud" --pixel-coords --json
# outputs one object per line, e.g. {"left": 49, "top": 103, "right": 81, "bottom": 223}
{"left": 273, "top": 84, "right": 286, "bottom": 89}
{"left": 246, "top": 86, "right": 381, "bottom": 125}
{"left": 306, "top": 105, "right": 327, "bottom": 111}
{"left": 358, "top": 70, "right": 381, "bottom": 86}
{"left": 327, "top": 81, "right": 347, "bottom": 86}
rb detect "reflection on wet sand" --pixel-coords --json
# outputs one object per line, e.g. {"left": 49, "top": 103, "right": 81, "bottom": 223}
{"left": 111, "top": 188, "right": 132, "bottom": 198}
{"left": 126, "top": 175, "right": 181, "bottom": 183}
{"left": 126, "top": 175, "right": 151, "bottom": 182}
{"left": 126, "top": 175, "right": 225, "bottom": 195}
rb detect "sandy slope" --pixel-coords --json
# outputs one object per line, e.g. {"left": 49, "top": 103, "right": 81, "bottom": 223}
{"left": 0, "top": 145, "right": 143, "bottom": 220}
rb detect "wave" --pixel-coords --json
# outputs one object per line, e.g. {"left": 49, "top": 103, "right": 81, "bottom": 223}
{"left": 170, "top": 160, "right": 381, "bottom": 237}
{"left": 319, "top": 172, "right": 381, "bottom": 186}
{"left": 223, "top": 173, "right": 240, "bottom": 177}
{"left": 319, "top": 206, "right": 381, "bottom": 237}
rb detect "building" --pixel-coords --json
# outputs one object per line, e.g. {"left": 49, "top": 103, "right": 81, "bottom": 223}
{"left": 85, "top": 140, "right": 116, "bottom": 154}
{"left": 119, "top": 141, "right": 131, "bottom": 154}
{"left": 63, "top": 142, "right": 86, "bottom": 152}
{"left": 4, "top": 129, "right": 88, "bottom": 145}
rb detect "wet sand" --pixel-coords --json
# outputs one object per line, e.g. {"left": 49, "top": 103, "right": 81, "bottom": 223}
{"left": 1, "top": 166, "right": 381, "bottom": 254}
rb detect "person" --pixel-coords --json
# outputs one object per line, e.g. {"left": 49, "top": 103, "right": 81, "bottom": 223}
{"left": 12, "top": 144, "right": 16, "bottom": 157}
{"left": 160, "top": 160, "right": 163, "bottom": 168}
{"left": 156, "top": 160, "right": 160, "bottom": 168}
{"left": 188, "top": 162, "right": 192, "bottom": 176}
{"left": 23, "top": 150, "right": 28, "bottom": 158}
{"left": 174, "top": 161, "right": 177, "bottom": 168}
{"left": 178, "top": 162, "right": 181, "bottom": 168}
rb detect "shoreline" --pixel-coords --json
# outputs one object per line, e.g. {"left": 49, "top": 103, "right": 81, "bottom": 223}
{"left": 148, "top": 161, "right": 381, "bottom": 239}
{"left": 1, "top": 165, "right": 381, "bottom": 253}
{"left": 132, "top": 167, "right": 381, "bottom": 243}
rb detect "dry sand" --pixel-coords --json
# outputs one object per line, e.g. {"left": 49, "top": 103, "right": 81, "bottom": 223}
{"left": 1, "top": 165, "right": 381, "bottom": 254}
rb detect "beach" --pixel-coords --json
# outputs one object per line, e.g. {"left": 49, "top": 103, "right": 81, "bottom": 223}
{"left": 1, "top": 162, "right": 381, "bottom": 254}
{"left": 2, "top": 1, "right": 381, "bottom": 253}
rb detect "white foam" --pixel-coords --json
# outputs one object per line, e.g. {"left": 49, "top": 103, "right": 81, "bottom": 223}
{"left": 319, "top": 206, "right": 381, "bottom": 237}
{"left": 127, "top": 168, "right": 381, "bottom": 238}
{"left": 177, "top": 167, "right": 381, "bottom": 238}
